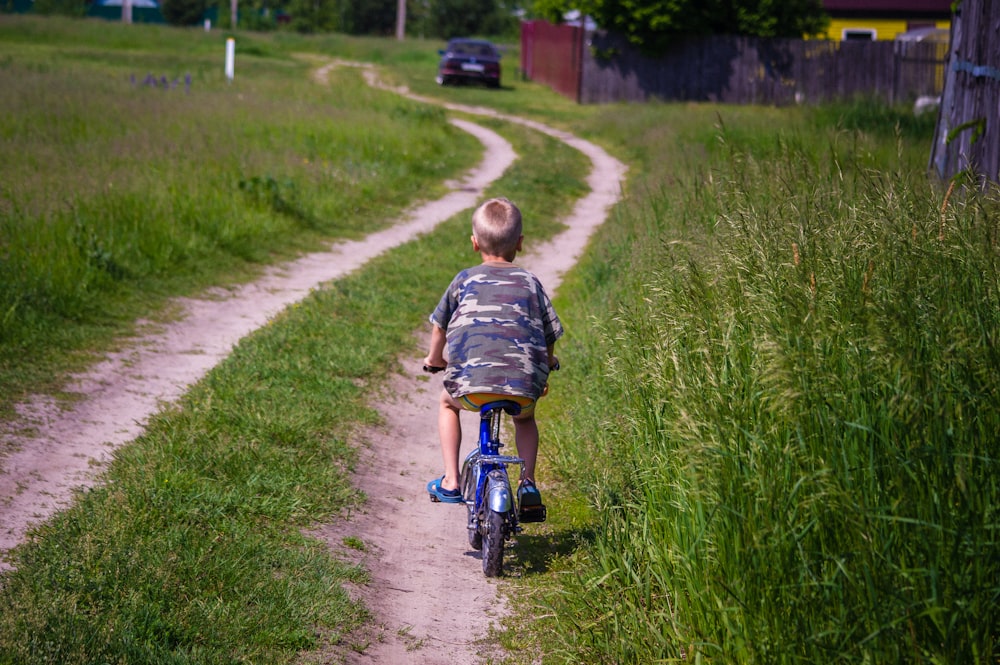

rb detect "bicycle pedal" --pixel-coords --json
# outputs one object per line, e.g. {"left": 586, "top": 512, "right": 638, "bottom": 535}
{"left": 519, "top": 504, "right": 547, "bottom": 523}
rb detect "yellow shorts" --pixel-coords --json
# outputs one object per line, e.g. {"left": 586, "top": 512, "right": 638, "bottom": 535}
{"left": 456, "top": 393, "right": 536, "bottom": 417}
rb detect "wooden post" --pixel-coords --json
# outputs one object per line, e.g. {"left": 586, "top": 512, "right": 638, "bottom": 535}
{"left": 930, "top": 0, "right": 1000, "bottom": 186}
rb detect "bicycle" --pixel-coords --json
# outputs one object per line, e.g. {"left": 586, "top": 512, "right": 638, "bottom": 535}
{"left": 424, "top": 366, "right": 547, "bottom": 577}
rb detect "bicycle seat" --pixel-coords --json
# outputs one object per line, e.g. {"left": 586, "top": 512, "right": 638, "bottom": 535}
{"left": 480, "top": 400, "right": 523, "bottom": 417}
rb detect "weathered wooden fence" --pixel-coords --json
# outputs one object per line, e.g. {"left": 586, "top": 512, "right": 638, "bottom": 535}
{"left": 521, "top": 20, "right": 949, "bottom": 107}
{"left": 520, "top": 20, "right": 584, "bottom": 101}
{"left": 929, "top": 0, "right": 1000, "bottom": 185}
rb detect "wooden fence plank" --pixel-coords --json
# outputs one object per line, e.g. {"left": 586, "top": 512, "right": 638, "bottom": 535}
{"left": 520, "top": 21, "right": 948, "bottom": 108}
{"left": 577, "top": 32, "right": 947, "bottom": 105}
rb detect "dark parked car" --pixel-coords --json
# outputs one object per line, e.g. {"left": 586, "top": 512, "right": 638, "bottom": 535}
{"left": 436, "top": 38, "right": 502, "bottom": 88}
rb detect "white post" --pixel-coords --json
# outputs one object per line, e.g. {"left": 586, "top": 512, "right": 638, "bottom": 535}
{"left": 225, "top": 38, "right": 235, "bottom": 81}
{"left": 122, "top": 0, "right": 132, "bottom": 23}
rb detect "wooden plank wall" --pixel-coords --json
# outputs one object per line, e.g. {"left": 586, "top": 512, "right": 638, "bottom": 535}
{"left": 578, "top": 32, "right": 948, "bottom": 106}
{"left": 930, "top": 0, "right": 1000, "bottom": 185}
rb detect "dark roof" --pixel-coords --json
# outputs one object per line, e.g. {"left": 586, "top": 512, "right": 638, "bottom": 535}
{"left": 824, "top": 0, "right": 952, "bottom": 13}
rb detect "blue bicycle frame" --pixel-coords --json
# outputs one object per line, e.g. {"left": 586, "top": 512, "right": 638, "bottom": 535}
{"left": 465, "top": 400, "right": 524, "bottom": 511}
{"left": 459, "top": 400, "right": 525, "bottom": 576}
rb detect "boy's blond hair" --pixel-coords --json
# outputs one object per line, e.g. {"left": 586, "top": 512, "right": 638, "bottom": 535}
{"left": 472, "top": 197, "right": 522, "bottom": 258}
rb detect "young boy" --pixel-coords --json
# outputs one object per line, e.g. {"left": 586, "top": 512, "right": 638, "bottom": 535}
{"left": 424, "top": 197, "right": 562, "bottom": 510}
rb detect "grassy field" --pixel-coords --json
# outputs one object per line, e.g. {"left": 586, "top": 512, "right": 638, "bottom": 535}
{"left": 0, "top": 17, "right": 485, "bottom": 417}
{"left": 2, "top": 13, "right": 998, "bottom": 665}
{"left": 508, "top": 102, "right": 1000, "bottom": 662}
{"left": 0, "top": 15, "right": 591, "bottom": 662}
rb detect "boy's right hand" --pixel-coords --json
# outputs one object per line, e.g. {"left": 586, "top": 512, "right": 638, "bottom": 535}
{"left": 423, "top": 349, "right": 447, "bottom": 373}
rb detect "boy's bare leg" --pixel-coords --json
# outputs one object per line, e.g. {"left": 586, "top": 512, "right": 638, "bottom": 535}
{"left": 513, "top": 414, "right": 539, "bottom": 484}
{"left": 438, "top": 389, "right": 463, "bottom": 491}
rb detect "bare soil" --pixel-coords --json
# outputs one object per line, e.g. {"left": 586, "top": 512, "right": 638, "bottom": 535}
{"left": 0, "top": 61, "right": 626, "bottom": 664}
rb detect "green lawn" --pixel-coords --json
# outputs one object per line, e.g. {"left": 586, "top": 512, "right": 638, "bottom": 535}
{"left": 1, "top": 14, "right": 997, "bottom": 665}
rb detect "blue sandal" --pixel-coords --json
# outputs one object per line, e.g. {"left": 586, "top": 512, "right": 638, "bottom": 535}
{"left": 427, "top": 477, "right": 463, "bottom": 504}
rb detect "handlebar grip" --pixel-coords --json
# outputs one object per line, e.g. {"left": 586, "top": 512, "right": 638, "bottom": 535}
{"left": 423, "top": 365, "right": 446, "bottom": 374}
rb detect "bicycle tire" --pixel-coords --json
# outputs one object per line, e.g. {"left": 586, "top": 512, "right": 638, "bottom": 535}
{"left": 482, "top": 508, "right": 505, "bottom": 577}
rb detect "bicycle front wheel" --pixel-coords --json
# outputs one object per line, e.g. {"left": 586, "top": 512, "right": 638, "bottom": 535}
{"left": 482, "top": 508, "right": 505, "bottom": 577}
{"left": 468, "top": 506, "right": 483, "bottom": 550}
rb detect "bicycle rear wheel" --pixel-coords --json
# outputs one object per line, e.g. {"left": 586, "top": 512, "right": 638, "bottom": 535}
{"left": 482, "top": 508, "right": 505, "bottom": 577}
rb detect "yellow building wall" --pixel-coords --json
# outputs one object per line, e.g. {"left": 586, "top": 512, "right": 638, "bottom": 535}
{"left": 820, "top": 18, "right": 950, "bottom": 41}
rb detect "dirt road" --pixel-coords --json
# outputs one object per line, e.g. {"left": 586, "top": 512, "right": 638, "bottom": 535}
{"left": 0, "top": 62, "right": 626, "bottom": 663}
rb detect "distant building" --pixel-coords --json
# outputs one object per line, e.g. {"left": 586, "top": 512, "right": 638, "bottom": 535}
{"left": 821, "top": 0, "right": 952, "bottom": 41}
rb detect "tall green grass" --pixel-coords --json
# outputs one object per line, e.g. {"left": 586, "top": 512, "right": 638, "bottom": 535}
{"left": 530, "top": 104, "right": 999, "bottom": 663}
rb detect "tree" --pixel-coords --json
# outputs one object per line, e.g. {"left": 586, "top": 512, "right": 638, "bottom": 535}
{"left": 531, "top": 0, "right": 828, "bottom": 54}
{"left": 425, "top": 0, "right": 517, "bottom": 39}
{"left": 161, "top": 0, "right": 207, "bottom": 25}
{"left": 31, "top": 0, "right": 86, "bottom": 16}
{"left": 288, "top": 0, "right": 337, "bottom": 32}
{"left": 340, "top": 0, "right": 396, "bottom": 35}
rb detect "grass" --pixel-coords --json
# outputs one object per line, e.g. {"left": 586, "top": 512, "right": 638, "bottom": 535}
{"left": 504, "top": 101, "right": 999, "bottom": 663}
{"left": 0, "top": 15, "right": 591, "bottom": 660}
{"left": 0, "top": 16, "right": 478, "bottom": 417}
{"left": 2, "top": 12, "right": 997, "bottom": 665}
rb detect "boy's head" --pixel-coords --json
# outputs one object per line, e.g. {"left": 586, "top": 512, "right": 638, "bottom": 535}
{"left": 471, "top": 197, "right": 522, "bottom": 260}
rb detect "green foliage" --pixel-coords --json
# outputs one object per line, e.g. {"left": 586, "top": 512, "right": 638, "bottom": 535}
{"left": 31, "top": 0, "right": 85, "bottom": 17}
{"left": 532, "top": 0, "right": 829, "bottom": 54}
{"left": 287, "top": 0, "right": 339, "bottom": 33}
{"left": 160, "top": 0, "right": 207, "bottom": 25}
{"left": 339, "top": 0, "right": 396, "bottom": 35}
{"left": 424, "top": 0, "right": 518, "bottom": 40}
{"left": 523, "top": 102, "right": 999, "bottom": 663}
{"left": 812, "top": 97, "right": 940, "bottom": 139}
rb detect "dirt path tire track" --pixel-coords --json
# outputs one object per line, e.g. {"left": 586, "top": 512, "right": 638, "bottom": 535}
{"left": 0, "top": 116, "right": 514, "bottom": 561}
{"left": 0, "top": 60, "right": 627, "bottom": 665}
{"left": 309, "top": 65, "right": 626, "bottom": 665}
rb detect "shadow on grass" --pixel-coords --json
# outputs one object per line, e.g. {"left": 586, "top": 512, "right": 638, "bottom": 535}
{"left": 508, "top": 524, "right": 595, "bottom": 576}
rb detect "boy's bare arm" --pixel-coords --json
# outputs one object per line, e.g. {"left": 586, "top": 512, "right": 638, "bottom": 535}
{"left": 424, "top": 324, "right": 448, "bottom": 369}
{"left": 547, "top": 344, "right": 559, "bottom": 370}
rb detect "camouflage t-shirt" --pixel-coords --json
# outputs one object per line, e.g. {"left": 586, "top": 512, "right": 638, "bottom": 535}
{"left": 430, "top": 264, "right": 563, "bottom": 400}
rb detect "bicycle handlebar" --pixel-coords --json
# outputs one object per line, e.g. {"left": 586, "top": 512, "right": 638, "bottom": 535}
{"left": 424, "top": 361, "right": 560, "bottom": 373}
